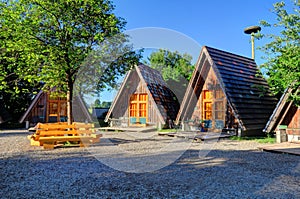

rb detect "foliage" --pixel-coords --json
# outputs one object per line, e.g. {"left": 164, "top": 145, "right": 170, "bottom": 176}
{"left": 257, "top": 0, "right": 300, "bottom": 105}
{"left": 94, "top": 99, "right": 101, "bottom": 108}
{"left": 146, "top": 49, "right": 194, "bottom": 103}
{"left": 100, "top": 101, "right": 112, "bottom": 108}
{"left": 0, "top": 0, "right": 141, "bottom": 123}
{"left": 0, "top": 16, "right": 42, "bottom": 123}
{"left": 230, "top": 134, "right": 276, "bottom": 144}
{"left": 147, "top": 49, "right": 194, "bottom": 81}
{"left": 93, "top": 99, "right": 111, "bottom": 108}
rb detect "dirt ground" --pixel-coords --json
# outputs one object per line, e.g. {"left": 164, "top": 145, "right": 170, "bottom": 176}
{"left": 1, "top": 130, "right": 300, "bottom": 198}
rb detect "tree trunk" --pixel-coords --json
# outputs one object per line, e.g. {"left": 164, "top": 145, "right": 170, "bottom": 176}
{"left": 67, "top": 84, "right": 73, "bottom": 124}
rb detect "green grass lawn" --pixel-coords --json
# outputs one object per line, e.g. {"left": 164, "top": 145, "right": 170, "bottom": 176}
{"left": 230, "top": 135, "right": 276, "bottom": 144}
{"left": 159, "top": 129, "right": 178, "bottom": 133}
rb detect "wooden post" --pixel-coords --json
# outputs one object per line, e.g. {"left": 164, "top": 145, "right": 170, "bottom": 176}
{"left": 67, "top": 91, "right": 72, "bottom": 124}
{"left": 251, "top": 33, "right": 255, "bottom": 60}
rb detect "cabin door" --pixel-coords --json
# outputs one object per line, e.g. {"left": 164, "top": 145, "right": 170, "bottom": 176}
{"left": 47, "top": 97, "right": 67, "bottom": 123}
{"left": 129, "top": 93, "right": 148, "bottom": 126}
{"left": 202, "top": 90, "right": 212, "bottom": 120}
{"left": 202, "top": 90, "right": 212, "bottom": 128}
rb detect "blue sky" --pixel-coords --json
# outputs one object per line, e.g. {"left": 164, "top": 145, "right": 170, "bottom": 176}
{"left": 97, "top": 0, "right": 295, "bottom": 102}
{"left": 114, "top": 0, "right": 295, "bottom": 64}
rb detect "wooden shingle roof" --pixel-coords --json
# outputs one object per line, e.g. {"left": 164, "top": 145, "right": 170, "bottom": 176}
{"left": 105, "top": 64, "right": 180, "bottom": 124}
{"left": 177, "top": 46, "right": 278, "bottom": 134}
{"left": 138, "top": 64, "right": 179, "bottom": 121}
{"left": 264, "top": 86, "right": 300, "bottom": 133}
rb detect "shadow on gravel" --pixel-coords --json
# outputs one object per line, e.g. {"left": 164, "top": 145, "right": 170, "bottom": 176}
{"left": 1, "top": 145, "right": 300, "bottom": 198}
{"left": 0, "top": 130, "right": 29, "bottom": 138}
{"left": 106, "top": 137, "right": 174, "bottom": 145}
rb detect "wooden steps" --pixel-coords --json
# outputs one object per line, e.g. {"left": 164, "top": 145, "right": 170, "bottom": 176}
{"left": 259, "top": 142, "right": 300, "bottom": 156}
{"left": 158, "top": 131, "right": 233, "bottom": 142}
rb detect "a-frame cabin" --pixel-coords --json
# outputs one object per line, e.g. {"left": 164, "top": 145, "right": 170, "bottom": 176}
{"left": 0, "top": 103, "right": 11, "bottom": 124}
{"left": 264, "top": 87, "right": 300, "bottom": 141}
{"left": 105, "top": 64, "right": 180, "bottom": 129}
{"left": 19, "top": 90, "right": 92, "bottom": 127}
{"left": 176, "top": 46, "right": 278, "bottom": 136}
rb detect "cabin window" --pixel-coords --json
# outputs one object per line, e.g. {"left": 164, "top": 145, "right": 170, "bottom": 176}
{"left": 215, "top": 86, "right": 225, "bottom": 128}
{"left": 49, "top": 102, "right": 58, "bottom": 115}
{"left": 203, "top": 90, "right": 212, "bottom": 100}
{"left": 202, "top": 90, "right": 212, "bottom": 120}
{"left": 129, "top": 93, "right": 148, "bottom": 125}
{"left": 215, "top": 87, "right": 224, "bottom": 99}
{"left": 47, "top": 94, "right": 67, "bottom": 122}
{"left": 215, "top": 101, "right": 224, "bottom": 120}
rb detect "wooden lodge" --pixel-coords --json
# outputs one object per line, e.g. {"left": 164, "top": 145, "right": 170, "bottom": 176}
{"left": 19, "top": 91, "right": 92, "bottom": 127}
{"left": 264, "top": 87, "right": 300, "bottom": 142}
{"left": 176, "top": 46, "right": 278, "bottom": 136}
{"left": 0, "top": 103, "right": 11, "bottom": 124}
{"left": 105, "top": 64, "right": 180, "bottom": 129}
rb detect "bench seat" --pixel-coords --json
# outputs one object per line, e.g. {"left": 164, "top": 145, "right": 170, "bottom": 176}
{"left": 28, "top": 122, "right": 102, "bottom": 149}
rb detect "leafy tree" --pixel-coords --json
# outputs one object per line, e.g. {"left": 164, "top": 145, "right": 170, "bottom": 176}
{"left": 1, "top": 0, "right": 140, "bottom": 123}
{"left": 147, "top": 49, "right": 194, "bottom": 81}
{"left": 147, "top": 49, "right": 194, "bottom": 103}
{"left": 258, "top": 0, "right": 300, "bottom": 105}
{"left": 101, "top": 101, "right": 111, "bottom": 108}
{"left": 0, "top": 10, "right": 42, "bottom": 124}
{"left": 92, "top": 99, "right": 111, "bottom": 108}
{"left": 94, "top": 99, "right": 101, "bottom": 108}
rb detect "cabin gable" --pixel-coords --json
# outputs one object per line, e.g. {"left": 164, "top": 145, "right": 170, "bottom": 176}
{"left": 106, "top": 64, "right": 180, "bottom": 128}
{"left": 264, "top": 87, "right": 300, "bottom": 141}
{"left": 19, "top": 91, "right": 92, "bottom": 127}
{"left": 190, "top": 67, "right": 230, "bottom": 131}
{"left": 177, "top": 46, "right": 278, "bottom": 136}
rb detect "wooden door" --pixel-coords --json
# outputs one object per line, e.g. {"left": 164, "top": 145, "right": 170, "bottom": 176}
{"left": 47, "top": 95, "right": 67, "bottom": 122}
{"left": 129, "top": 93, "right": 148, "bottom": 126}
{"left": 202, "top": 90, "right": 212, "bottom": 120}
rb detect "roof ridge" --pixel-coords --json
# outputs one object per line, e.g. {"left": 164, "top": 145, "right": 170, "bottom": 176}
{"left": 204, "top": 45, "right": 254, "bottom": 62}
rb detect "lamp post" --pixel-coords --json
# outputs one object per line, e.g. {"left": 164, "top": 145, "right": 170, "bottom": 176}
{"left": 244, "top": 26, "right": 261, "bottom": 60}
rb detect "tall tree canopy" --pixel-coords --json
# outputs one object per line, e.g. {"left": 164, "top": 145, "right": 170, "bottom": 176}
{"left": 0, "top": 0, "right": 140, "bottom": 123}
{"left": 258, "top": 0, "right": 300, "bottom": 105}
{"left": 147, "top": 49, "right": 194, "bottom": 82}
{"left": 147, "top": 49, "right": 194, "bottom": 103}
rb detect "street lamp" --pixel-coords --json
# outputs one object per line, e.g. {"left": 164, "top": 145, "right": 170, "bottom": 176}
{"left": 244, "top": 26, "right": 261, "bottom": 60}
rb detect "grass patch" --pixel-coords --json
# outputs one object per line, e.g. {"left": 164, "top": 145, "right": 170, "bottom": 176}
{"left": 159, "top": 129, "right": 178, "bottom": 133}
{"left": 230, "top": 135, "right": 276, "bottom": 144}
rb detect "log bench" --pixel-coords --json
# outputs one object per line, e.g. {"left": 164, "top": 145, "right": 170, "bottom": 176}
{"left": 28, "top": 122, "right": 102, "bottom": 149}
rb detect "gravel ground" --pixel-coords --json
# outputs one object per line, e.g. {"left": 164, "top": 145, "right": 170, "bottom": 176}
{"left": 1, "top": 129, "right": 300, "bottom": 199}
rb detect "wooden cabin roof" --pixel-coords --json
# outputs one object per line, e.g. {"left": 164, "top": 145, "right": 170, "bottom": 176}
{"left": 19, "top": 91, "right": 92, "bottom": 123}
{"left": 105, "top": 64, "right": 180, "bottom": 123}
{"left": 138, "top": 64, "right": 180, "bottom": 121}
{"left": 177, "top": 46, "right": 278, "bottom": 132}
{"left": 264, "top": 87, "right": 299, "bottom": 133}
{"left": 72, "top": 95, "right": 93, "bottom": 123}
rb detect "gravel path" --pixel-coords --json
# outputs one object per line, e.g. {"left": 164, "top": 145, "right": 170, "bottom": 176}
{"left": 1, "top": 130, "right": 300, "bottom": 199}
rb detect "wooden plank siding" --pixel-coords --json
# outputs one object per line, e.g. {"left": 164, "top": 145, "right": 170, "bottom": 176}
{"left": 19, "top": 91, "right": 92, "bottom": 126}
{"left": 285, "top": 107, "right": 300, "bottom": 135}
{"left": 176, "top": 46, "right": 278, "bottom": 136}
{"left": 264, "top": 87, "right": 300, "bottom": 136}
{"left": 105, "top": 65, "right": 180, "bottom": 128}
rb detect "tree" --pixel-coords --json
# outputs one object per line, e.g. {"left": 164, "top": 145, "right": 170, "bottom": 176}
{"left": 94, "top": 99, "right": 101, "bottom": 108}
{"left": 101, "top": 101, "right": 111, "bottom": 108}
{"left": 147, "top": 49, "right": 194, "bottom": 81}
{"left": 1, "top": 0, "right": 141, "bottom": 123}
{"left": 0, "top": 8, "right": 42, "bottom": 124}
{"left": 258, "top": 1, "right": 300, "bottom": 105}
{"left": 147, "top": 49, "right": 194, "bottom": 103}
